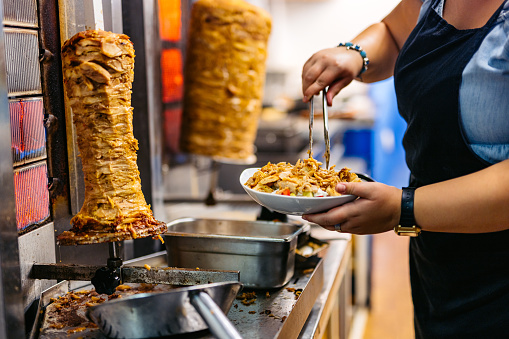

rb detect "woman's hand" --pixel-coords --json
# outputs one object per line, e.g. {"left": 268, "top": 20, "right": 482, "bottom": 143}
{"left": 302, "top": 181, "right": 402, "bottom": 235}
{"left": 301, "top": 47, "right": 363, "bottom": 105}
{"left": 301, "top": 0, "right": 422, "bottom": 105}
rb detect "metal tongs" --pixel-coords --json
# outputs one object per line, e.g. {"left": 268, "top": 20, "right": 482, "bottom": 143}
{"left": 308, "top": 88, "right": 331, "bottom": 169}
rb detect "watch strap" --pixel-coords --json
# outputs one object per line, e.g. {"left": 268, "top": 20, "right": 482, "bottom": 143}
{"left": 400, "top": 187, "right": 416, "bottom": 227}
{"left": 395, "top": 187, "right": 421, "bottom": 236}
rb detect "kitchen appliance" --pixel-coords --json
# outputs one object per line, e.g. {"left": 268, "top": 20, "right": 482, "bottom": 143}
{"left": 216, "top": 114, "right": 308, "bottom": 196}
{"left": 0, "top": 0, "right": 202, "bottom": 336}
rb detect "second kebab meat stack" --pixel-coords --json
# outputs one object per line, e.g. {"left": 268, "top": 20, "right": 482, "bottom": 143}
{"left": 179, "top": 0, "right": 272, "bottom": 162}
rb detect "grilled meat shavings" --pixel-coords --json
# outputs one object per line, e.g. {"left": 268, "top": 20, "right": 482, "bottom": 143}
{"left": 245, "top": 158, "right": 361, "bottom": 197}
{"left": 179, "top": 0, "right": 272, "bottom": 160}
{"left": 40, "top": 284, "right": 174, "bottom": 338}
{"left": 58, "top": 30, "right": 166, "bottom": 245}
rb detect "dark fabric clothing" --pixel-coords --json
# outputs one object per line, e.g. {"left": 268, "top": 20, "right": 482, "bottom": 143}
{"left": 393, "top": 0, "right": 509, "bottom": 337}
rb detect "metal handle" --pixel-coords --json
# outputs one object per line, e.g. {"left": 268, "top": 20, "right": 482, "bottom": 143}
{"left": 205, "top": 160, "right": 220, "bottom": 206}
{"left": 190, "top": 291, "right": 243, "bottom": 339}
{"left": 355, "top": 172, "right": 376, "bottom": 182}
{"left": 308, "top": 96, "right": 314, "bottom": 158}
{"left": 322, "top": 88, "right": 331, "bottom": 169}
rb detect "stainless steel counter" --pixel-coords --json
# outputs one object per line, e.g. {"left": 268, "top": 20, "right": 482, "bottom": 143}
{"left": 224, "top": 255, "right": 323, "bottom": 339}
{"left": 32, "top": 229, "right": 352, "bottom": 339}
{"left": 131, "top": 231, "right": 352, "bottom": 339}
{"left": 162, "top": 234, "right": 351, "bottom": 339}
{"left": 299, "top": 237, "right": 352, "bottom": 339}
{"left": 125, "top": 249, "right": 327, "bottom": 339}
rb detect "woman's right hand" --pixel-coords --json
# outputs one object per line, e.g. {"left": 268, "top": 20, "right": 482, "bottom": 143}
{"left": 302, "top": 46, "right": 364, "bottom": 105}
{"left": 301, "top": 0, "right": 422, "bottom": 105}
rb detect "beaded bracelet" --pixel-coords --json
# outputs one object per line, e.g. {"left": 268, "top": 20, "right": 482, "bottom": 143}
{"left": 337, "top": 42, "right": 370, "bottom": 76}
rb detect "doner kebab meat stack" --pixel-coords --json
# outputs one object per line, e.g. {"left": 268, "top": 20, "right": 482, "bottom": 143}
{"left": 58, "top": 30, "right": 166, "bottom": 245}
{"left": 179, "top": 0, "right": 272, "bottom": 161}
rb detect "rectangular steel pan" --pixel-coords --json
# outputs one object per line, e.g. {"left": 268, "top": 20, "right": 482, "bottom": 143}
{"left": 164, "top": 218, "right": 305, "bottom": 289}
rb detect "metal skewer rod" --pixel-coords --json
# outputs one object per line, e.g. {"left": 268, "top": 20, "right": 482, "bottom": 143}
{"left": 107, "top": 241, "right": 122, "bottom": 274}
{"left": 322, "top": 88, "right": 331, "bottom": 169}
{"left": 109, "top": 241, "right": 120, "bottom": 259}
{"left": 205, "top": 160, "right": 220, "bottom": 206}
{"left": 308, "top": 96, "right": 314, "bottom": 158}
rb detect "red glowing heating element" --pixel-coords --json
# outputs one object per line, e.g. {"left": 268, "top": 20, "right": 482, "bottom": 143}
{"left": 159, "top": 0, "right": 182, "bottom": 42}
{"left": 9, "top": 98, "right": 49, "bottom": 230}
{"left": 13, "top": 163, "right": 50, "bottom": 231}
{"left": 164, "top": 107, "right": 182, "bottom": 153}
{"left": 158, "top": 0, "right": 185, "bottom": 152}
{"left": 9, "top": 98, "right": 46, "bottom": 165}
{"left": 161, "top": 48, "right": 183, "bottom": 103}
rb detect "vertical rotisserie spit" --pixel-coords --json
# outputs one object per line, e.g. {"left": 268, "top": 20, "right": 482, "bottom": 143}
{"left": 179, "top": 0, "right": 272, "bottom": 161}
{"left": 57, "top": 30, "right": 166, "bottom": 245}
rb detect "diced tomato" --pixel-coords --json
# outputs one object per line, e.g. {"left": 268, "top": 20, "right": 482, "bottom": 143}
{"left": 280, "top": 187, "right": 291, "bottom": 196}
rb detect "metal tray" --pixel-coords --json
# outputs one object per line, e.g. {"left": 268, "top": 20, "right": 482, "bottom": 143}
{"left": 164, "top": 218, "right": 305, "bottom": 289}
{"left": 87, "top": 281, "right": 243, "bottom": 338}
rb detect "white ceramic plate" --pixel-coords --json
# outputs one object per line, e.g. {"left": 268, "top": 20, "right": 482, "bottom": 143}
{"left": 240, "top": 168, "right": 357, "bottom": 216}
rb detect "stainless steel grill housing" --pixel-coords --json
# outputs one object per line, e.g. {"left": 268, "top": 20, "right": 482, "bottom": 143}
{"left": 4, "top": 28, "right": 42, "bottom": 96}
{"left": 2, "top": 0, "right": 38, "bottom": 27}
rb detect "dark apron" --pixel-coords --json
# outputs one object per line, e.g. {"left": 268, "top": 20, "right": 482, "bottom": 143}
{"left": 393, "top": 0, "right": 509, "bottom": 338}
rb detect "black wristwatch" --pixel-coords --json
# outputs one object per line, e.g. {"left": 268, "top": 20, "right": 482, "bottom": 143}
{"left": 394, "top": 187, "right": 421, "bottom": 237}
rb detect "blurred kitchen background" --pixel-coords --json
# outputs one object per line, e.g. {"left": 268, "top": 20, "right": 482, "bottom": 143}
{"left": 158, "top": 1, "right": 413, "bottom": 338}
{"left": 161, "top": 0, "right": 410, "bottom": 203}
{"left": 0, "top": 0, "right": 414, "bottom": 337}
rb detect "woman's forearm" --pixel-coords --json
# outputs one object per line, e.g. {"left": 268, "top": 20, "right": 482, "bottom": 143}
{"left": 350, "top": 23, "right": 401, "bottom": 83}
{"left": 415, "top": 159, "right": 509, "bottom": 233}
{"left": 351, "top": 0, "right": 422, "bottom": 83}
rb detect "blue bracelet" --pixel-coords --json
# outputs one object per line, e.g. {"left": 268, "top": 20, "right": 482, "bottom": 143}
{"left": 337, "top": 42, "right": 370, "bottom": 76}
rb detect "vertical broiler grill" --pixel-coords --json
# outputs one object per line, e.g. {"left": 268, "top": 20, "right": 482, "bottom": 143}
{"left": 0, "top": 0, "right": 241, "bottom": 336}
{"left": 25, "top": 0, "right": 238, "bottom": 294}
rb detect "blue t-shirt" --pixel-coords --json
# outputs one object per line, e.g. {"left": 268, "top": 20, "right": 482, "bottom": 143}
{"left": 418, "top": 0, "right": 509, "bottom": 164}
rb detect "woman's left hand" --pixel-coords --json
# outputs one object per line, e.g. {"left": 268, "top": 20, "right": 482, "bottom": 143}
{"left": 302, "top": 181, "right": 402, "bottom": 235}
